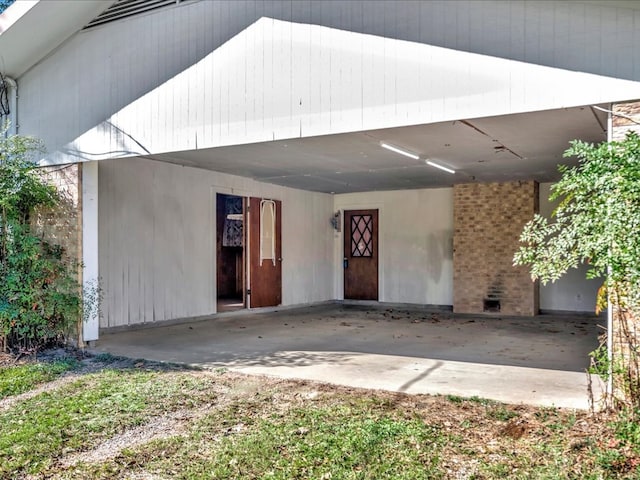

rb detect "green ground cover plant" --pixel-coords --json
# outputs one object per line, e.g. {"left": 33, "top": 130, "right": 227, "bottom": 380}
{"left": 0, "top": 358, "right": 77, "bottom": 398}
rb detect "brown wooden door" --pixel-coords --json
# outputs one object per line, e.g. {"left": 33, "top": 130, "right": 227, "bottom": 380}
{"left": 249, "top": 197, "right": 282, "bottom": 307}
{"left": 344, "top": 209, "right": 378, "bottom": 300}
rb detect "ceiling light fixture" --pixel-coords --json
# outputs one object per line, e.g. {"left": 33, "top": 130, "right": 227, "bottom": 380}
{"left": 426, "top": 160, "right": 455, "bottom": 174}
{"left": 380, "top": 142, "right": 420, "bottom": 160}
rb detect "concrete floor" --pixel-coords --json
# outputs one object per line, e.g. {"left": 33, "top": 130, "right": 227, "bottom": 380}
{"left": 93, "top": 303, "right": 606, "bottom": 409}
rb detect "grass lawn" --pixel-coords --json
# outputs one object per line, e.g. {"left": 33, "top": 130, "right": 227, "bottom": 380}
{"left": 0, "top": 353, "right": 639, "bottom": 479}
{"left": 0, "top": 358, "right": 77, "bottom": 399}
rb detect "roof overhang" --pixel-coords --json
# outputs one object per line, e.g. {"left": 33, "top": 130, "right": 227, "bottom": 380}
{"left": 1, "top": 7, "right": 636, "bottom": 193}
{"left": 0, "top": 0, "right": 114, "bottom": 78}
{"left": 38, "top": 16, "right": 638, "bottom": 192}
{"left": 2, "top": 0, "right": 640, "bottom": 80}
{"left": 143, "top": 104, "right": 608, "bottom": 193}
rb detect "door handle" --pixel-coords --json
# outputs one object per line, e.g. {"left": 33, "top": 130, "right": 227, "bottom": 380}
{"left": 343, "top": 257, "right": 348, "bottom": 269}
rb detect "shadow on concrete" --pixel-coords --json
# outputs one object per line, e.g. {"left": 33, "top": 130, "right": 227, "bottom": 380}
{"left": 95, "top": 303, "right": 603, "bottom": 374}
{"left": 398, "top": 361, "right": 444, "bottom": 393}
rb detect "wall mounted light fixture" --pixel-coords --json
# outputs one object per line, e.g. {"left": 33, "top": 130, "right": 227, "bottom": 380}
{"left": 330, "top": 211, "right": 342, "bottom": 231}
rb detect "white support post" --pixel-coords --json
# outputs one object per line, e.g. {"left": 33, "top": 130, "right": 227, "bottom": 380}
{"left": 82, "top": 161, "right": 99, "bottom": 342}
{"left": 606, "top": 105, "right": 614, "bottom": 398}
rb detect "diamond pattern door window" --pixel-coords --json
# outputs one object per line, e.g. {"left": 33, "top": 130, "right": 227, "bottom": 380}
{"left": 351, "top": 215, "right": 373, "bottom": 257}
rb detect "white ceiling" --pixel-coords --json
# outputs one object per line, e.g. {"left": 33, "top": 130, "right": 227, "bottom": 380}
{"left": 147, "top": 105, "right": 607, "bottom": 194}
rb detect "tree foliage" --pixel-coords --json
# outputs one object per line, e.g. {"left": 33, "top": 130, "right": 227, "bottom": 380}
{"left": 0, "top": 0, "right": 15, "bottom": 14}
{"left": 514, "top": 131, "right": 640, "bottom": 410}
{"left": 0, "top": 128, "right": 81, "bottom": 353}
{"left": 514, "top": 132, "right": 640, "bottom": 311}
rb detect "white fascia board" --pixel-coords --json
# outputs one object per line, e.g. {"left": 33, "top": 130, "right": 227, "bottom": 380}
{"left": 0, "top": 1, "right": 38, "bottom": 35}
{"left": 0, "top": 0, "right": 114, "bottom": 78}
{"left": 42, "top": 17, "right": 640, "bottom": 166}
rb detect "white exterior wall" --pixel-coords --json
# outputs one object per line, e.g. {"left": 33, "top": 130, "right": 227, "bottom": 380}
{"left": 99, "top": 158, "right": 334, "bottom": 328}
{"left": 16, "top": 1, "right": 640, "bottom": 166}
{"left": 538, "top": 182, "right": 601, "bottom": 313}
{"left": 98, "top": 163, "right": 595, "bottom": 326}
{"left": 332, "top": 184, "right": 599, "bottom": 313}
{"left": 333, "top": 189, "right": 454, "bottom": 306}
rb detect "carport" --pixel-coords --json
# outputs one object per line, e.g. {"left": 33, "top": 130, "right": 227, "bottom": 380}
{"left": 67, "top": 19, "right": 626, "bottom": 408}
{"left": 84, "top": 17, "right": 640, "bottom": 336}
{"left": 93, "top": 303, "right": 605, "bottom": 409}
{"left": 2, "top": 2, "right": 639, "bottom": 408}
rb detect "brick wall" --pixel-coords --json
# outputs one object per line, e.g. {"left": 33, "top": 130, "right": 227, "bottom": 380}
{"left": 453, "top": 181, "right": 539, "bottom": 316}
{"left": 31, "top": 163, "right": 83, "bottom": 279}
{"left": 612, "top": 100, "right": 640, "bottom": 141}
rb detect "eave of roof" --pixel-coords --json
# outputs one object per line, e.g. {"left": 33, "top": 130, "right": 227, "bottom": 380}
{"left": 1, "top": 0, "right": 639, "bottom": 80}
{"left": 0, "top": 0, "right": 114, "bottom": 78}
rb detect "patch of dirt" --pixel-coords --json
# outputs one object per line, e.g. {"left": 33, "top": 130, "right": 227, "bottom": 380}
{"left": 3, "top": 349, "right": 631, "bottom": 479}
{"left": 58, "top": 407, "right": 209, "bottom": 468}
{"left": 0, "top": 352, "right": 15, "bottom": 367}
{"left": 1, "top": 372, "right": 79, "bottom": 412}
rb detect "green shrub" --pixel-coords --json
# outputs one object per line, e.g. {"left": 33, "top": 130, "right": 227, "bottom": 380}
{"left": 0, "top": 127, "right": 81, "bottom": 353}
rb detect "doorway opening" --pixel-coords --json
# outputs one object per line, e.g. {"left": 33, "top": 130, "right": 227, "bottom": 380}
{"left": 343, "top": 209, "right": 379, "bottom": 300}
{"left": 216, "top": 193, "right": 245, "bottom": 312}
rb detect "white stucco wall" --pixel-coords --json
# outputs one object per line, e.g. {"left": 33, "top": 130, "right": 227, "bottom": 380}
{"left": 98, "top": 157, "right": 334, "bottom": 328}
{"left": 333, "top": 188, "right": 454, "bottom": 306}
{"left": 538, "top": 182, "right": 601, "bottom": 313}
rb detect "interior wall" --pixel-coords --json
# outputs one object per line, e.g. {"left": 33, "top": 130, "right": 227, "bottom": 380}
{"left": 333, "top": 188, "right": 454, "bottom": 306}
{"left": 98, "top": 158, "right": 334, "bottom": 328}
{"left": 538, "top": 182, "right": 600, "bottom": 313}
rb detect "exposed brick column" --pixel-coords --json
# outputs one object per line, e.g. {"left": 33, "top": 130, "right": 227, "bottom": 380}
{"left": 612, "top": 100, "right": 640, "bottom": 141}
{"left": 31, "top": 163, "right": 84, "bottom": 344}
{"left": 453, "top": 181, "right": 539, "bottom": 316}
{"left": 31, "top": 163, "right": 83, "bottom": 272}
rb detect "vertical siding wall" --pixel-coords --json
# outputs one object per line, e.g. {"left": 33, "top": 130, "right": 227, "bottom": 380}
{"left": 333, "top": 189, "right": 454, "bottom": 306}
{"left": 17, "top": 1, "right": 640, "bottom": 162}
{"left": 99, "top": 165, "right": 604, "bottom": 325}
{"left": 98, "top": 158, "right": 333, "bottom": 328}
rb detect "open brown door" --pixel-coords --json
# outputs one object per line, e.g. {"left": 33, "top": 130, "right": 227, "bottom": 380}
{"left": 249, "top": 197, "right": 282, "bottom": 307}
{"left": 344, "top": 209, "right": 378, "bottom": 300}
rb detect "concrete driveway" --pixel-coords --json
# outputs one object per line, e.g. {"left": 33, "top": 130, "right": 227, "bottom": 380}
{"left": 93, "top": 303, "right": 605, "bottom": 409}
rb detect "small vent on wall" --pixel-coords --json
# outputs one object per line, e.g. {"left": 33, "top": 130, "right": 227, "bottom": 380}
{"left": 84, "top": 0, "right": 198, "bottom": 29}
{"left": 483, "top": 299, "right": 501, "bottom": 313}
